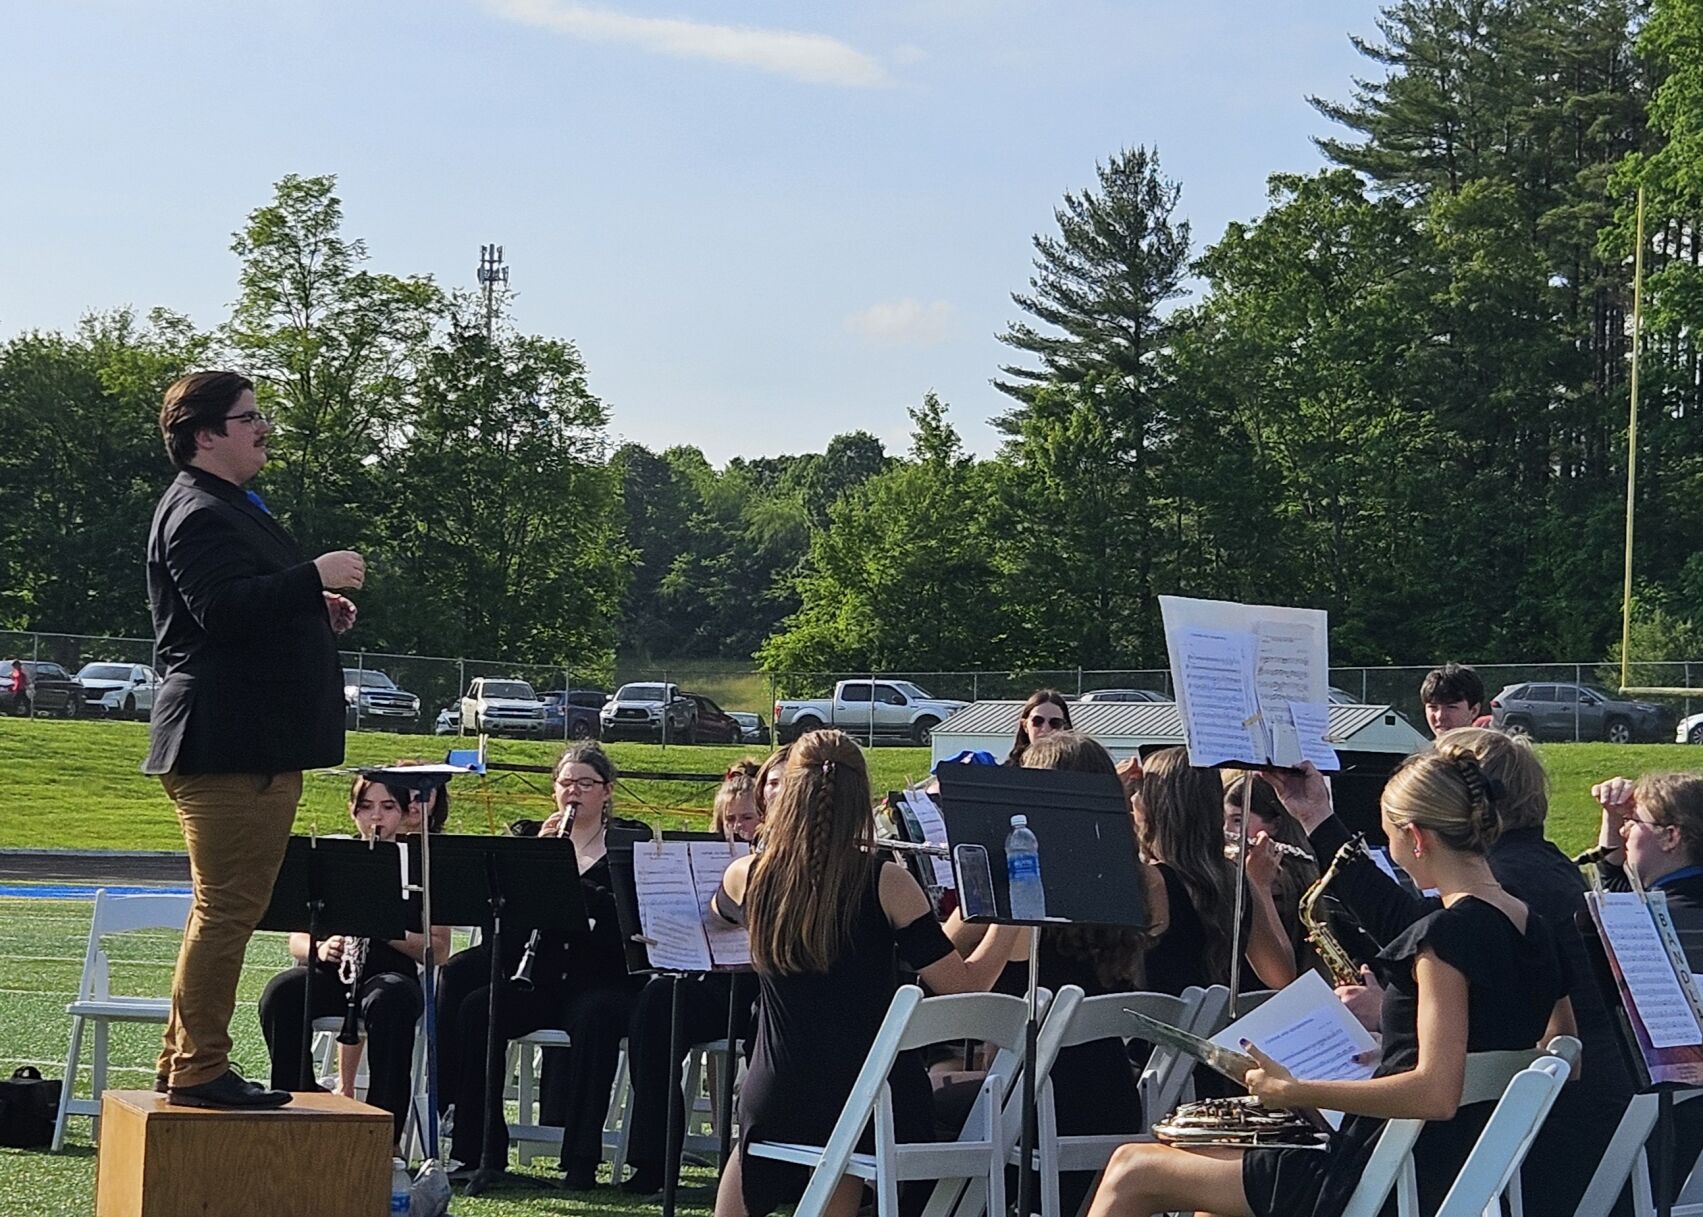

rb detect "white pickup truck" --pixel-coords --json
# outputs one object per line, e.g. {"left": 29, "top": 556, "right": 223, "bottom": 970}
{"left": 773, "top": 680, "right": 968, "bottom": 746}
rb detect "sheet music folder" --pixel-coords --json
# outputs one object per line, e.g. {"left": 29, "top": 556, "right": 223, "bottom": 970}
{"left": 1581, "top": 887, "right": 1703, "bottom": 1090}
{"left": 935, "top": 764, "right": 1147, "bottom": 929}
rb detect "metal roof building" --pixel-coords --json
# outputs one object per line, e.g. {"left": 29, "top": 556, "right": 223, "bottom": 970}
{"left": 931, "top": 699, "right": 1429, "bottom": 838}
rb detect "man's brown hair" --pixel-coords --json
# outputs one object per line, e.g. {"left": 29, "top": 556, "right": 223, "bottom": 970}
{"left": 159, "top": 372, "right": 254, "bottom": 470}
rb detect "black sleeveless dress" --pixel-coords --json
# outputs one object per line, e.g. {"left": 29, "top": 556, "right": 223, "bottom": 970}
{"left": 736, "top": 858, "right": 955, "bottom": 1217}
{"left": 1241, "top": 897, "right": 1566, "bottom": 1217}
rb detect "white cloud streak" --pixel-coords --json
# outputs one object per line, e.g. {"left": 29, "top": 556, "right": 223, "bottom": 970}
{"left": 483, "top": 0, "right": 889, "bottom": 87}
{"left": 845, "top": 298, "right": 956, "bottom": 348}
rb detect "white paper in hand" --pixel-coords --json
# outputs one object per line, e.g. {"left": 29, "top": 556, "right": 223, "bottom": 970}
{"left": 1211, "top": 972, "right": 1378, "bottom": 1128}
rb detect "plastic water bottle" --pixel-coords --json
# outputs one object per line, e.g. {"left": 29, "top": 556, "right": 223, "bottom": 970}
{"left": 1006, "top": 814, "right": 1046, "bottom": 919}
{"left": 390, "top": 1157, "right": 412, "bottom": 1215}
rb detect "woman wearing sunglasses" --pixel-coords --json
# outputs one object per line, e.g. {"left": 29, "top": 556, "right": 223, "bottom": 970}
{"left": 1007, "top": 688, "right": 1073, "bottom": 766}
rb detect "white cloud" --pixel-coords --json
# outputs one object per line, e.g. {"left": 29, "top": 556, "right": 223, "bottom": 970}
{"left": 845, "top": 298, "right": 956, "bottom": 348}
{"left": 482, "top": 0, "right": 889, "bottom": 87}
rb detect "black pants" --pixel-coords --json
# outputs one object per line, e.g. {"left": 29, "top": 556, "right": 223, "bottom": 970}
{"left": 258, "top": 963, "right": 422, "bottom": 1140}
{"left": 445, "top": 972, "right": 637, "bottom": 1172}
{"left": 623, "top": 973, "right": 755, "bottom": 1177}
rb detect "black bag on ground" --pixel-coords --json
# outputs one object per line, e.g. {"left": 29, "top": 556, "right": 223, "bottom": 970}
{"left": 0, "top": 1067, "right": 62, "bottom": 1147}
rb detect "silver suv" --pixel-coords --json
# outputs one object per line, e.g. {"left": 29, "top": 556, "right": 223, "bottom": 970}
{"left": 1490, "top": 682, "right": 1676, "bottom": 744}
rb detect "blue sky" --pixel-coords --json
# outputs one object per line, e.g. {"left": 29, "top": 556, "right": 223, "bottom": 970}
{"left": 2, "top": 1, "right": 1378, "bottom": 461}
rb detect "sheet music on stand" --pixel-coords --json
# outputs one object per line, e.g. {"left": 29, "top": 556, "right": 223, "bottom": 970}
{"left": 1159, "top": 595, "right": 1338, "bottom": 771}
{"left": 891, "top": 786, "right": 956, "bottom": 892}
{"left": 1585, "top": 886, "right": 1703, "bottom": 1087}
{"left": 629, "top": 836, "right": 753, "bottom": 973}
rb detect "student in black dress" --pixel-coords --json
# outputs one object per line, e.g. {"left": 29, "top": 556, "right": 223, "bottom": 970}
{"left": 620, "top": 759, "right": 765, "bottom": 1196}
{"left": 258, "top": 774, "right": 449, "bottom": 1144}
{"left": 1006, "top": 689, "right": 1072, "bottom": 766}
{"left": 1283, "top": 726, "right": 1631, "bottom": 1214}
{"left": 439, "top": 741, "right": 649, "bottom": 1189}
{"left": 710, "top": 729, "right": 1021, "bottom": 1217}
{"left": 1086, "top": 744, "right": 1576, "bottom": 1217}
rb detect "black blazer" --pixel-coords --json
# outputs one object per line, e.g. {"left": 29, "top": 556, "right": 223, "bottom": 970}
{"left": 143, "top": 469, "right": 345, "bottom": 776}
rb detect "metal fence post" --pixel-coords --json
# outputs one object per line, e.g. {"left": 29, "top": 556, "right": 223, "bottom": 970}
{"left": 662, "top": 668, "right": 669, "bottom": 749}
{"left": 868, "top": 670, "right": 876, "bottom": 749}
{"left": 1361, "top": 669, "right": 1368, "bottom": 703}
{"left": 1076, "top": 667, "right": 1083, "bottom": 697}
{"left": 972, "top": 672, "right": 979, "bottom": 704}
{"left": 1575, "top": 663, "right": 1583, "bottom": 742}
{"left": 768, "top": 673, "right": 778, "bottom": 749}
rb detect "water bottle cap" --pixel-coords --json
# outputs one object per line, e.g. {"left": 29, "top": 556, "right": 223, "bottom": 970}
{"left": 1010, "top": 814, "right": 1027, "bottom": 827}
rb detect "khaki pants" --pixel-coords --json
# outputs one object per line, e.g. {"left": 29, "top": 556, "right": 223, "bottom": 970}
{"left": 156, "top": 771, "right": 301, "bottom": 1088}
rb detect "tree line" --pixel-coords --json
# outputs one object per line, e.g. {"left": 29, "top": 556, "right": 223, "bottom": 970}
{"left": 3, "top": 0, "right": 1701, "bottom": 680}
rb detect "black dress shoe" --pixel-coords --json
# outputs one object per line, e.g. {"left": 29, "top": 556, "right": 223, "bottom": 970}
{"left": 166, "top": 1069, "right": 290, "bottom": 1109}
{"left": 561, "top": 1157, "right": 600, "bottom": 1191}
{"left": 153, "top": 1073, "right": 168, "bottom": 1094}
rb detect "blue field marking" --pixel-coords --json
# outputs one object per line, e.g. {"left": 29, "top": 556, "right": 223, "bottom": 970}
{"left": 0, "top": 884, "right": 190, "bottom": 900}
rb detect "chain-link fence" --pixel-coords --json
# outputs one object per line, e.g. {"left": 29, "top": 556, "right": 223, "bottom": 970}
{"left": 6, "top": 630, "right": 1703, "bottom": 746}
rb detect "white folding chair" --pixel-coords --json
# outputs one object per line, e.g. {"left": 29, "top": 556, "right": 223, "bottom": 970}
{"left": 1433, "top": 1053, "right": 1574, "bottom": 1217}
{"left": 1577, "top": 1088, "right": 1703, "bottom": 1217}
{"left": 309, "top": 1013, "right": 430, "bottom": 1159}
{"left": 747, "top": 987, "right": 1031, "bottom": 1217}
{"left": 1339, "top": 1037, "right": 1580, "bottom": 1217}
{"left": 505, "top": 1030, "right": 641, "bottom": 1170}
{"left": 52, "top": 889, "right": 192, "bottom": 1150}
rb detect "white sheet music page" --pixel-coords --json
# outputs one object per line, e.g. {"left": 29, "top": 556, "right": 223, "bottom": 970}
{"left": 1600, "top": 891, "right": 1703, "bottom": 1049}
{"left": 1287, "top": 701, "right": 1342, "bottom": 773}
{"left": 1210, "top": 971, "right": 1378, "bottom": 1129}
{"left": 901, "top": 787, "right": 957, "bottom": 889}
{"left": 632, "top": 842, "right": 715, "bottom": 972}
{"left": 1174, "top": 627, "right": 1264, "bottom": 766}
{"left": 687, "top": 840, "right": 752, "bottom": 969}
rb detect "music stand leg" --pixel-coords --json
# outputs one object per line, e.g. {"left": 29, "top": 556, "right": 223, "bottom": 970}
{"left": 464, "top": 892, "right": 508, "bottom": 1196}
{"left": 1658, "top": 1088, "right": 1676, "bottom": 1217}
{"left": 663, "top": 974, "right": 686, "bottom": 1217}
{"left": 298, "top": 899, "right": 321, "bottom": 1092}
{"left": 1227, "top": 774, "right": 1253, "bottom": 1020}
{"left": 719, "top": 976, "right": 738, "bottom": 1167}
{"left": 1018, "top": 925, "right": 1040, "bottom": 1217}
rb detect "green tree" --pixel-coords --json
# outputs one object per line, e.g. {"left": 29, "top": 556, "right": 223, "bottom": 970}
{"left": 226, "top": 174, "right": 442, "bottom": 556}
{"left": 759, "top": 394, "right": 1005, "bottom": 674}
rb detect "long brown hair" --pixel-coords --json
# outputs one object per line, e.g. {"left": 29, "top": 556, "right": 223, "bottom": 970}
{"left": 1137, "top": 747, "right": 1236, "bottom": 983}
{"left": 745, "top": 731, "right": 874, "bottom": 975}
{"left": 1008, "top": 689, "right": 1073, "bottom": 765}
{"left": 1022, "top": 731, "right": 1148, "bottom": 988}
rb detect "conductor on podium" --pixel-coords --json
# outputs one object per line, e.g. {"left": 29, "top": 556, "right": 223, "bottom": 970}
{"left": 144, "top": 371, "right": 364, "bottom": 1109}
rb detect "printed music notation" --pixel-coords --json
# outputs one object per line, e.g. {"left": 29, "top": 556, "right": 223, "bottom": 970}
{"left": 1598, "top": 892, "right": 1703, "bottom": 1049}
{"left": 631, "top": 840, "right": 752, "bottom": 972}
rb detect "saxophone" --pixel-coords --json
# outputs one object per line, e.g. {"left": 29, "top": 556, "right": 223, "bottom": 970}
{"left": 1299, "top": 834, "right": 1371, "bottom": 987}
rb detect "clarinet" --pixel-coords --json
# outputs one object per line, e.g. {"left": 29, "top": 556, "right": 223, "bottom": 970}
{"left": 512, "top": 797, "right": 579, "bottom": 991}
{"left": 335, "top": 935, "right": 369, "bottom": 1044}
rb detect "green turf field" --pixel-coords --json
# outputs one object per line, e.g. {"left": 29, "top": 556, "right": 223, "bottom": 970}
{"left": 0, "top": 900, "right": 719, "bottom": 1217}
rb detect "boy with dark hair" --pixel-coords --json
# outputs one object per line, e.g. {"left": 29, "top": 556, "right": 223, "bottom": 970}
{"left": 1418, "top": 661, "right": 1485, "bottom": 736}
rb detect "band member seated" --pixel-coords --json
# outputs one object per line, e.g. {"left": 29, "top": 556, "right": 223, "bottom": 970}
{"left": 1223, "top": 771, "right": 1320, "bottom": 976}
{"left": 257, "top": 775, "right": 448, "bottom": 1143}
{"left": 1086, "top": 744, "right": 1575, "bottom": 1217}
{"left": 1590, "top": 770, "right": 1703, "bottom": 1206}
{"left": 1006, "top": 688, "right": 1073, "bottom": 766}
{"left": 711, "top": 729, "right": 1021, "bottom": 1217}
{"left": 620, "top": 760, "right": 766, "bottom": 1196}
{"left": 1279, "top": 726, "right": 1630, "bottom": 1213}
{"left": 439, "top": 741, "right": 648, "bottom": 1189}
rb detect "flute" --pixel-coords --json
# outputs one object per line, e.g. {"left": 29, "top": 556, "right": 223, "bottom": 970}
{"left": 1225, "top": 837, "right": 1313, "bottom": 861}
{"left": 862, "top": 837, "right": 950, "bottom": 858}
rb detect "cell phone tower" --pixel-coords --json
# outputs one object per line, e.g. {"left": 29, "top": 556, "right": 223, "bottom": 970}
{"left": 476, "top": 243, "right": 509, "bottom": 342}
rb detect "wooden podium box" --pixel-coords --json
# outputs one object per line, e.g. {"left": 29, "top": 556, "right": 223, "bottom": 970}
{"left": 95, "top": 1090, "right": 391, "bottom": 1217}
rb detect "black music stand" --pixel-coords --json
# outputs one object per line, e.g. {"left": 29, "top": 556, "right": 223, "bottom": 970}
{"left": 405, "top": 833, "right": 588, "bottom": 1196}
{"left": 936, "top": 764, "right": 1149, "bottom": 1217}
{"left": 258, "top": 835, "right": 409, "bottom": 1091}
{"left": 607, "top": 829, "right": 749, "bottom": 1217}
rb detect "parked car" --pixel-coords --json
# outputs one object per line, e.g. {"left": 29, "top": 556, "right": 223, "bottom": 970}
{"left": 433, "top": 703, "right": 460, "bottom": 736}
{"left": 460, "top": 678, "right": 547, "bottom": 738}
{"left": 600, "top": 682, "right": 698, "bottom": 742}
{"left": 76, "top": 662, "right": 160, "bottom": 719}
{"left": 774, "top": 680, "right": 968, "bottom": 746}
{"left": 540, "top": 691, "right": 602, "bottom": 740}
{"left": 2, "top": 660, "right": 84, "bottom": 717}
{"left": 343, "top": 668, "right": 422, "bottom": 729}
{"left": 730, "top": 711, "right": 768, "bottom": 744}
{"left": 686, "top": 694, "right": 743, "bottom": 744}
{"left": 1490, "top": 682, "right": 1677, "bottom": 743}
{"left": 1076, "top": 688, "right": 1173, "bottom": 704}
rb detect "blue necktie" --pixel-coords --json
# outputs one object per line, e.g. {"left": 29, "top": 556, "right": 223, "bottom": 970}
{"left": 245, "top": 490, "right": 273, "bottom": 517}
